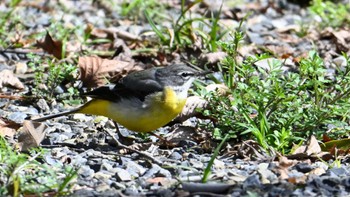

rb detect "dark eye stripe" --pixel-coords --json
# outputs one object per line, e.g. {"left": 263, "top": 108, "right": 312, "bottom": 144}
{"left": 180, "top": 72, "right": 194, "bottom": 77}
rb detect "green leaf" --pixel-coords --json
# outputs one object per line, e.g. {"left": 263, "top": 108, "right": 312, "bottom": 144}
{"left": 321, "top": 138, "right": 350, "bottom": 151}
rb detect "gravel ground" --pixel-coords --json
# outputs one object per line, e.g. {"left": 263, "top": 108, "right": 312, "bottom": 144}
{"left": 1, "top": 0, "right": 350, "bottom": 196}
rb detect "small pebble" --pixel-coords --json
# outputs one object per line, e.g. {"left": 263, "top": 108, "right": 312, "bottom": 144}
{"left": 115, "top": 168, "right": 132, "bottom": 182}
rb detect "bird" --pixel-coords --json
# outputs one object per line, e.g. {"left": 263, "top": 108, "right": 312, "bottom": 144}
{"left": 32, "top": 63, "right": 210, "bottom": 133}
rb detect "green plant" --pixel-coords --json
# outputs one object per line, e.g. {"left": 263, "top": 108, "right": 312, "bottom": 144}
{"left": 145, "top": 0, "right": 229, "bottom": 51}
{"left": 27, "top": 53, "right": 79, "bottom": 101}
{"left": 0, "top": 0, "right": 22, "bottom": 48}
{"left": 295, "top": 20, "right": 309, "bottom": 38}
{"left": 309, "top": 0, "right": 350, "bottom": 28}
{"left": 0, "top": 136, "right": 77, "bottom": 196}
{"left": 202, "top": 134, "right": 228, "bottom": 183}
{"left": 202, "top": 30, "right": 350, "bottom": 154}
{"left": 121, "top": 0, "right": 165, "bottom": 22}
{"left": 317, "top": 149, "right": 342, "bottom": 169}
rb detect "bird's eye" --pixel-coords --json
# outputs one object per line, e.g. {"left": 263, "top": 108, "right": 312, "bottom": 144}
{"left": 179, "top": 72, "right": 193, "bottom": 78}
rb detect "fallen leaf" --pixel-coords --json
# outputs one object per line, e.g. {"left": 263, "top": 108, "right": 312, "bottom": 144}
{"left": 146, "top": 177, "right": 166, "bottom": 184}
{"left": 287, "top": 175, "right": 307, "bottom": 184}
{"left": 170, "top": 84, "right": 230, "bottom": 125}
{"left": 309, "top": 167, "right": 326, "bottom": 176}
{"left": 114, "top": 29, "right": 141, "bottom": 41}
{"left": 322, "top": 133, "right": 332, "bottom": 142}
{"left": 316, "top": 151, "right": 333, "bottom": 161}
{"left": 84, "top": 23, "right": 94, "bottom": 37}
{"left": 276, "top": 24, "right": 301, "bottom": 33}
{"left": 265, "top": 45, "right": 295, "bottom": 57}
{"left": 199, "top": 52, "right": 227, "bottom": 64}
{"left": 17, "top": 120, "right": 47, "bottom": 151}
{"left": 171, "top": 96, "right": 208, "bottom": 124}
{"left": 86, "top": 25, "right": 114, "bottom": 40}
{"left": 205, "top": 83, "right": 230, "bottom": 96}
{"left": 0, "top": 117, "right": 21, "bottom": 138}
{"left": 278, "top": 156, "right": 297, "bottom": 168}
{"left": 15, "top": 62, "right": 28, "bottom": 74}
{"left": 332, "top": 30, "right": 350, "bottom": 53}
{"left": 164, "top": 126, "right": 197, "bottom": 144}
{"left": 0, "top": 70, "right": 24, "bottom": 89}
{"left": 286, "top": 152, "right": 309, "bottom": 160}
{"left": 237, "top": 140, "right": 270, "bottom": 160}
{"left": 292, "top": 135, "right": 321, "bottom": 155}
{"left": 275, "top": 156, "right": 298, "bottom": 180}
{"left": 78, "top": 56, "right": 141, "bottom": 88}
{"left": 36, "top": 31, "right": 63, "bottom": 59}
{"left": 306, "top": 135, "right": 322, "bottom": 155}
{"left": 146, "top": 177, "right": 177, "bottom": 187}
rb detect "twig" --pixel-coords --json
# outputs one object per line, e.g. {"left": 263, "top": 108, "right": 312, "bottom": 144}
{"left": 0, "top": 94, "right": 29, "bottom": 100}
{"left": 104, "top": 129, "right": 162, "bottom": 165}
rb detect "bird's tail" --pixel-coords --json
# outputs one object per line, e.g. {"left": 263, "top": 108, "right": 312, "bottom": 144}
{"left": 32, "top": 108, "right": 79, "bottom": 122}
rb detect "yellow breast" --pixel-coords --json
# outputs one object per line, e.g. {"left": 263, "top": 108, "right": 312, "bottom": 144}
{"left": 78, "top": 87, "right": 187, "bottom": 132}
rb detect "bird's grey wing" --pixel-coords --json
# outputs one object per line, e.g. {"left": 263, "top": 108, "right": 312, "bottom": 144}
{"left": 82, "top": 85, "right": 122, "bottom": 101}
{"left": 83, "top": 67, "right": 162, "bottom": 102}
{"left": 118, "top": 67, "right": 163, "bottom": 97}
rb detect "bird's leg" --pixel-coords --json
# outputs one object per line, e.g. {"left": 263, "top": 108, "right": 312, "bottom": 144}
{"left": 104, "top": 122, "right": 162, "bottom": 165}
{"left": 111, "top": 121, "right": 134, "bottom": 145}
{"left": 149, "top": 132, "right": 176, "bottom": 148}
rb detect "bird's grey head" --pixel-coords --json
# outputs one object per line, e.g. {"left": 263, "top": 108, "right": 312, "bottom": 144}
{"left": 156, "top": 64, "right": 200, "bottom": 91}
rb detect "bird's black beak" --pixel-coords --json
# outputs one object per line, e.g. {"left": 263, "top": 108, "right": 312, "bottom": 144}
{"left": 196, "top": 70, "right": 213, "bottom": 76}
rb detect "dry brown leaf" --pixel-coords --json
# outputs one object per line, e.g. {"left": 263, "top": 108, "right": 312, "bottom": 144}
{"left": 165, "top": 126, "right": 197, "bottom": 144}
{"left": 205, "top": 83, "right": 230, "bottom": 96}
{"left": 309, "top": 167, "right": 326, "bottom": 176}
{"left": 275, "top": 156, "right": 298, "bottom": 180}
{"left": 287, "top": 175, "right": 307, "bottom": 184}
{"left": 0, "top": 70, "right": 24, "bottom": 89}
{"left": 265, "top": 45, "right": 295, "bottom": 56}
{"left": 332, "top": 30, "right": 350, "bottom": 52}
{"left": 276, "top": 24, "right": 301, "bottom": 33}
{"left": 87, "top": 25, "right": 114, "bottom": 40}
{"left": 285, "top": 152, "right": 309, "bottom": 160}
{"left": 316, "top": 151, "right": 333, "bottom": 161}
{"left": 237, "top": 140, "right": 268, "bottom": 160}
{"left": 170, "top": 84, "right": 230, "bottom": 124}
{"left": 0, "top": 125, "right": 16, "bottom": 138}
{"left": 78, "top": 56, "right": 141, "bottom": 88}
{"left": 85, "top": 25, "right": 140, "bottom": 43}
{"left": 289, "top": 135, "right": 322, "bottom": 159}
{"left": 171, "top": 96, "right": 208, "bottom": 124}
{"left": 36, "top": 31, "right": 63, "bottom": 59}
{"left": 277, "top": 165, "right": 290, "bottom": 180}
{"left": 199, "top": 52, "right": 227, "bottom": 65}
{"left": 322, "top": 133, "right": 332, "bottom": 142}
{"left": 306, "top": 135, "right": 322, "bottom": 155}
{"left": 17, "top": 120, "right": 47, "bottom": 151}
{"left": 15, "top": 62, "right": 28, "bottom": 74}
{"left": 278, "top": 156, "right": 298, "bottom": 168}
{"left": 84, "top": 23, "right": 94, "bottom": 37}
{"left": 295, "top": 135, "right": 321, "bottom": 155}
{"left": 146, "top": 177, "right": 167, "bottom": 184}
{"left": 0, "top": 117, "right": 21, "bottom": 138}
{"left": 320, "top": 28, "right": 350, "bottom": 53}
{"left": 114, "top": 29, "right": 141, "bottom": 41}
{"left": 106, "top": 27, "right": 141, "bottom": 41}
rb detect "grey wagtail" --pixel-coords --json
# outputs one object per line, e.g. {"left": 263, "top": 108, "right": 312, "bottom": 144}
{"left": 33, "top": 63, "right": 209, "bottom": 133}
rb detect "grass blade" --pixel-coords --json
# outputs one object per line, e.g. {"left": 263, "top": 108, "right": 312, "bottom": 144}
{"left": 202, "top": 134, "right": 229, "bottom": 183}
